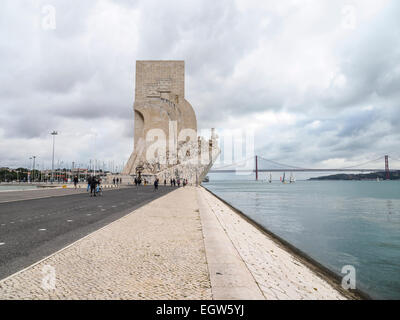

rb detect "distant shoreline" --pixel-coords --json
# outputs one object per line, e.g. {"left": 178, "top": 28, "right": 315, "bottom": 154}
{"left": 309, "top": 171, "right": 400, "bottom": 181}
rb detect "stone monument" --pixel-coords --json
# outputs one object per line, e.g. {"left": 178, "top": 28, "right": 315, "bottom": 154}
{"left": 122, "top": 60, "right": 219, "bottom": 185}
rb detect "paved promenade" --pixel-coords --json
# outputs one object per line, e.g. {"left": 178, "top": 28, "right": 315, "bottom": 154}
{"left": 0, "top": 187, "right": 349, "bottom": 300}
{"left": 0, "top": 187, "right": 211, "bottom": 299}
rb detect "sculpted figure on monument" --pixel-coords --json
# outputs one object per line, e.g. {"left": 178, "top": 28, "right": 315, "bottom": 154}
{"left": 123, "top": 60, "right": 219, "bottom": 185}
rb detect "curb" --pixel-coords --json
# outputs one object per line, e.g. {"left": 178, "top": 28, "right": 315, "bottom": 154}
{"left": 202, "top": 186, "right": 371, "bottom": 300}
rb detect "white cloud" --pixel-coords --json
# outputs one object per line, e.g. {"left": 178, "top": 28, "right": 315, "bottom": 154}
{"left": 0, "top": 0, "right": 399, "bottom": 171}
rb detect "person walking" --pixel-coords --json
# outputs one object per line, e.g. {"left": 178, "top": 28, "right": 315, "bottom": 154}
{"left": 87, "top": 175, "right": 92, "bottom": 192}
{"left": 154, "top": 178, "right": 159, "bottom": 191}
{"left": 113, "top": 177, "right": 116, "bottom": 185}
{"left": 97, "top": 177, "right": 103, "bottom": 196}
{"left": 73, "top": 176, "right": 78, "bottom": 189}
{"left": 90, "top": 176, "right": 97, "bottom": 197}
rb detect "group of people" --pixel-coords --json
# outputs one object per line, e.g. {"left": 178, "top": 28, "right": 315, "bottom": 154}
{"left": 134, "top": 177, "right": 142, "bottom": 186}
{"left": 112, "top": 177, "right": 121, "bottom": 185}
{"left": 87, "top": 176, "right": 102, "bottom": 197}
{"left": 131, "top": 176, "right": 191, "bottom": 191}
{"left": 169, "top": 178, "right": 188, "bottom": 187}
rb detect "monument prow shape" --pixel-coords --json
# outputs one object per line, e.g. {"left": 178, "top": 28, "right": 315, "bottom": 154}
{"left": 122, "top": 61, "right": 219, "bottom": 185}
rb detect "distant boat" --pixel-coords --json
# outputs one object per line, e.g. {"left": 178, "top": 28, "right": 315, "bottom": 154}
{"left": 268, "top": 173, "right": 272, "bottom": 183}
{"left": 290, "top": 172, "right": 296, "bottom": 183}
{"left": 203, "top": 176, "right": 210, "bottom": 183}
{"left": 282, "top": 172, "right": 288, "bottom": 184}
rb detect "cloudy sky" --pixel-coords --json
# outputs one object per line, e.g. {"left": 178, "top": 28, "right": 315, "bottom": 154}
{"left": 1, "top": 0, "right": 399, "bottom": 171}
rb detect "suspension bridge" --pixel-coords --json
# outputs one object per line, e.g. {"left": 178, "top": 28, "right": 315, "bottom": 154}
{"left": 210, "top": 155, "right": 400, "bottom": 180}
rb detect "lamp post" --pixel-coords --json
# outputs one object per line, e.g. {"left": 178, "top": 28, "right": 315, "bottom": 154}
{"left": 29, "top": 157, "right": 33, "bottom": 183}
{"left": 32, "top": 156, "right": 36, "bottom": 182}
{"left": 51, "top": 131, "right": 58, "bottom": 183}
{"left": 93, "top": 133, "right": 97, "bottom": 177}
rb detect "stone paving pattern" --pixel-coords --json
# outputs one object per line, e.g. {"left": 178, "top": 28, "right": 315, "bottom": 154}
{"left": 0, "top": 187, "right": 211, "bottom": 300}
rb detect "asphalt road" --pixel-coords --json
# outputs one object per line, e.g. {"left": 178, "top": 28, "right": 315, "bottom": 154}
{"left": 0, "top": 187, "right": 89, "bottom": 204}
{"left": 0, "top": 186, "right": 176, "bottom": 280}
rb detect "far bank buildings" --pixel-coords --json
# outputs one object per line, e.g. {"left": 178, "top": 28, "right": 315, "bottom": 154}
{"left": 121, "top": 61, "right": 219, "bottom": 185}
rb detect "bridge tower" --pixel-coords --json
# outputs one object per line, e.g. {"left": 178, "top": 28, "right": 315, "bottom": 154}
{"left": 255, "top": 155, "right": 258, "bottom": 181}
{"left": 385, "top": 155, "right": 390, "bottom": 180}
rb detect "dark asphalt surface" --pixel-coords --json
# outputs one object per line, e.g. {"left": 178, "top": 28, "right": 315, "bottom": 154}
{"left": 0, "top": 187, "right": 88, "bottom": 204}
{"left": 0, "top": 186, "right": 175, "bottom": 280}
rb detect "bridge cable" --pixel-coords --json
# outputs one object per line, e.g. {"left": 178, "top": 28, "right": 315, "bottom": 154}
{"left": 212, "top": 156, "right": 255, "bottom": 170}
{"left": 338, "top": 156, "right": 384, "bottom": 170}
{"left": 257, "top": 156, "right": 306, "bottom": 170}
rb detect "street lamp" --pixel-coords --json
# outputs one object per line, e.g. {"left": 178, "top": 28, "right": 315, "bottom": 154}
{"left": 51, "top": 131, "right": 58, "bottom": 183}
{"left": 29, "top": 157, "right": 33, "bottom": 183}
{"left": 32, "top": 156, "right": 36, "bottom": 182}
{"left": 93, "top": 133, "right": 98, "bottom": 177}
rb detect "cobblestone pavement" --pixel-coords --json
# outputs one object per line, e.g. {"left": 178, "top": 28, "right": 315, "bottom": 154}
{"left": 199, "top": 188, "right": 347, "bottom": 300}
{"left": 0, "top": 187, "right": 211, "bottom": 300}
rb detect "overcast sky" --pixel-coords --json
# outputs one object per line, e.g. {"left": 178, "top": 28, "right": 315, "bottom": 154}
{"left": 1, "top": 0, "right": 399, "bottom": 171}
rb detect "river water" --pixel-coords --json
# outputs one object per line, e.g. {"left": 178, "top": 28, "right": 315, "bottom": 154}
{"left": 204, "top": 177, "right": 400, "bottom": 299}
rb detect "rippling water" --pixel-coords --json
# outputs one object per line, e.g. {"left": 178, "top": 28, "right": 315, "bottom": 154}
{"left": 204, "top": 178, "right": 400, "bottom": 300}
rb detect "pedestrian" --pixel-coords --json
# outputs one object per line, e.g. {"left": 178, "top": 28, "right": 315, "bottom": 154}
{"left": 113, "top": 177, "right": 116, "bottom": 185}
{"left": 87, "top": 175, "right": 92, "bottom": 192}
{"left": 170, "top": 178, "right": 173, "bottom": 186}
{"left": 90, "top": 176, "right": 97, "bottom": 197}
{"left": 73, "top": 176, "right": 78, "bottom": 189}
{"left": 164, "top": 179, "right": 167, "bottom": 186}
{"left": 97, "top": 177, "right": 103, "bottom": 196}
{"left": 177, "top": 179, "right": 181, "bottom": 187}
{"left": 154, "top": 178, "right": 159, "bottom": 191}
